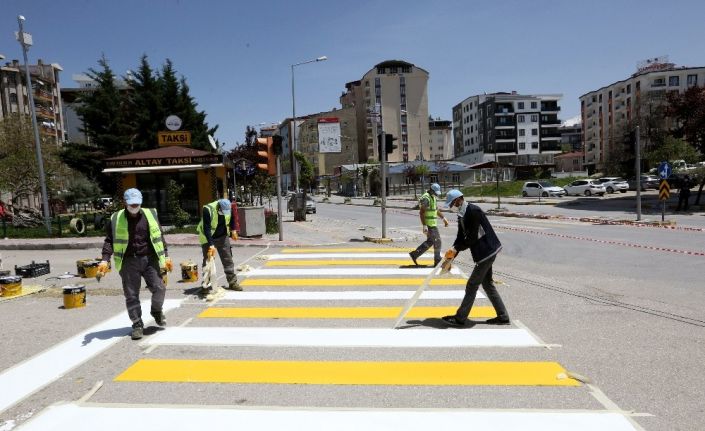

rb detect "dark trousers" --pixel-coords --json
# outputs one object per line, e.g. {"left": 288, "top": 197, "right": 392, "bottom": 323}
{"left": 455, "top": 255, "right": 509, "bottom": 322}
{"left": 119, "top": 255, "right": 165, "bottom": 325}
{"left": 677, "top": 191, "right": 690, "bottom": 211}
{"left": 201, "top": 235, "right": 237, "bottom": 285}
{"left": 412, "top": 226, "right": 441, "bottom": 265}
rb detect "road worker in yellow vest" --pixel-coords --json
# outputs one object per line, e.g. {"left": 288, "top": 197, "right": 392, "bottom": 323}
{"left": 409, "top": 183, "right": 448, "bottom": 267}
{"left": 196, "top": 198, "right": 241, "bottom": 295}
{"left": 98, "top": 188, "right": 172, "bottom": 340}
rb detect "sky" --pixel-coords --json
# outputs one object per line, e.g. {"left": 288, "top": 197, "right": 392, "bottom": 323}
{"left": 2, "top": 0, "right": 705, "bottom": 151}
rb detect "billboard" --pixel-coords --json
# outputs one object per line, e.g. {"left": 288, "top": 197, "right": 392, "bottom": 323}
{"left": 318, "top": 118, "right": 341, "bottom": 153}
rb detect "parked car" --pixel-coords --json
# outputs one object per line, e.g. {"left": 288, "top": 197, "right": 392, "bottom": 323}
{"left": 627, "top": 175, "right": 660, "bottom": 191}
{"left": 521, "top": 181, "right": 566, "bottom": 197}
{"left": 563, "top": 179, "right": 606, "bottom": 196}
{"left": 287, "top": 194, "right": 316, "bottom": 214}
{"left": 594, "top": 177, "right": 629, "bottom": 194}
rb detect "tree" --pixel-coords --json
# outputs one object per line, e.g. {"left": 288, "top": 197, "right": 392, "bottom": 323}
{"left": 436, "top": 161, "right": 450, "bottom": 187}
{"left": 415, "top": 164, "right": 430, "bottom": 191}
{"left": 127, "top": 55, "right": 164, "bottom": 152}
{"left": 360, "top": 165, "right": 370, "bottom": 197}
{"left": 293, "top": 151, "right": 314, "bottom": 221}
{"left": 667, "top": 86, "right": 705, "bottom": 153}
{"left": 166, "top": 179, "right": 190, "bottom": 227}
{"left": 644, "top": 136, "right": 699, "bottom": 168}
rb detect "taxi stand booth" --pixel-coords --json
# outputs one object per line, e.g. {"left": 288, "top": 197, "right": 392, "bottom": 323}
{"left": 103, "top": 146, "right": 230, "bottom": 224}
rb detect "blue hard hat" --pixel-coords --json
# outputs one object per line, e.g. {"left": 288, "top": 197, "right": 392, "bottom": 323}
{"left": 430, "top": 183, "right": 441, "bottom": 196}
{"left": 123, "top": 188, "right": 142, "bottom": 205}
{"left": 218, "top": 199, "right": 232, "bottom": 215}
{"left": 445, "top": 189, "right": 464, "bottom": 207}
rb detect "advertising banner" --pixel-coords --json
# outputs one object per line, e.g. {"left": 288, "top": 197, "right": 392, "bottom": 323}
{"left": 318, "top": 118, "right": 341, "bottom": 153}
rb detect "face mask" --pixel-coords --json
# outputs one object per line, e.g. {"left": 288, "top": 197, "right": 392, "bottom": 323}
{"left": 458, "top": 202, "right": 468, "bottom": 217}
{"left": 127, "top": 205, "right": 141, "bottom": 215}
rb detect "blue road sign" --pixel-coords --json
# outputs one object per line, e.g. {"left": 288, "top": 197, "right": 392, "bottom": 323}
{"left": 658, "top": 161, "right": 672, "bottom": 179}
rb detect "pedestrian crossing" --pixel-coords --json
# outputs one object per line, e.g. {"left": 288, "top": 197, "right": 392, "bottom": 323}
{"left": 16, "top": 246, "right": 645, "bottom": 431}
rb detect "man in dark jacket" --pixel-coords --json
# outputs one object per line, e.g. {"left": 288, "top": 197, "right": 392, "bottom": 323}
{"left": 676, "top": 175, "right": 692, "bottom": 211}
{"left": 440, "top": 189, "right": 510, "bottom": 327}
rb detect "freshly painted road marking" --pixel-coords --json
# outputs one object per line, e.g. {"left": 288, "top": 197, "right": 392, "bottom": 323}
{"left": 268, "top": 253, "right": 433, "bottom": 259}
{"left": 0, "top": 299, "right": 182, "bottom": 414}
{"left": 18, "top": 404, "right": 642, "bottom": 431}
{"left": 143, "top": 327, "right": 541, "bottom": 348}
{"left": 281, "top": 247, "right": 416, "bottom": 253}
{"left": 244, "top": 268, "right": 462, "bottom": 277}
{"left": 266, "top": 259, "right": 434, "bottom": 266}
{"left": 221, "top": 290, "right": 485, "bottom": 300}
{"left": 240, "top": 277, "right": 468, "bottom": 286}
{"left": 198, "top": 306, "right": 495, "bottom": 319}
{"left": 115, "top": 359, "right": 580, "bottom": 386}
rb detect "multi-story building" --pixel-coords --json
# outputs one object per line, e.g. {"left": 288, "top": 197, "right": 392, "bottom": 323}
{"left": 1, "top": 58, "right": 65, "bottom": 145}
{"left": 296, "top": 107, "right": 358, "bottom": 177}
{"left": 428, "top": 119, "right": 453, "bottom": 160}
{"left": 474, "top": 92, "right": 562, "bottom": 166}
{"left": 559, "top": 123, "right": 583, "bottom": 152}
{"left": 340, "top": 60, "right": 429, "bottom": 163}
{"left": 452, "top": 95, "right": 487, "bottom": 165}
{"left": 579, "top": 58, "right": 705, "bottom": 172}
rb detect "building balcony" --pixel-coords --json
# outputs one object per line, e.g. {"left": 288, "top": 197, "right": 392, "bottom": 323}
{"left": 540, "top": 142, "right": 562, "bottom": 152}
{"left": 540, "top": 105, "right": 560, "bottom": 112}
{"left": 34, "top": 89, "right": 53, "bottom": 102}
{"left": 540, "top": 118, "right": 561, "bottom": 126}
{"left": 540, "top": 130, "right": 561, "bottom": 138}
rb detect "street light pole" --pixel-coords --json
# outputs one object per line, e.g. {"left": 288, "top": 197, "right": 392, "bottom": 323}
{"left": 291, "top": 56, "right": 327, "bottom": 192}
{"left": 17, "top": 15, "right": 51, "bottom": 235}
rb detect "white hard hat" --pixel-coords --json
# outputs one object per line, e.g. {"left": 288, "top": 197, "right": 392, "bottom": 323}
{"left": 445, "top": 189, "right": 464, "bottom": 207}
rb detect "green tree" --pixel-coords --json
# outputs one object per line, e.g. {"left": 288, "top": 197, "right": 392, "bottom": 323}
{"left": 644, "top": 136, "right": 699, "bottom": 168}
{"left": 127, "top": 55, "right": 164, "bottom": 152}
{"left": 166, "top": 179, "right": 190, "bottom": 227}
{"left": 293, "top": 151, "right": 314, "bottom": 221}
{"left": 404, "top": 164, "right": 421, "bottom": 199}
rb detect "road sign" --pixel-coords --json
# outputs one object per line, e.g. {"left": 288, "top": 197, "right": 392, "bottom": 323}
{"left": 165, "top": 115, "right": 182, "bottom": 131}
{"left": 158, "top": 131, "right": 191, "bottom": 146}
{"left": 658, "top": 161, "right": 672, "bottom": 179}
{"left": 659, "top": 179, "right": 670, "bottom": 200}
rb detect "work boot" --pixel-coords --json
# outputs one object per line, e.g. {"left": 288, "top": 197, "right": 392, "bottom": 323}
{"left": 226, "top": 278, "right": 242, "bottom": 291}
{"left": 485, "top": 317, "right": 511, "bottom": 325}
{"left": 199, "top": 285, "right": 213, "bottom": 298}
{"left": 131, "top": 321, "right": 144, "bottom": 340}
{"left": 151, "top": 310, "right": 166, "bottom": 327}
{"left": 409, "top": 252, "right": 419, "bottom": 266}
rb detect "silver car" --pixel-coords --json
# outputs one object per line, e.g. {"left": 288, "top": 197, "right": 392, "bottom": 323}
{"left": 521, "top": 181, "right": 566, "bottom": 197}
{"left": 563, "top": 179, "right": 606, "bottom": 196}
{"left": 595, "top": 177, "right": 629, "bottom": 194}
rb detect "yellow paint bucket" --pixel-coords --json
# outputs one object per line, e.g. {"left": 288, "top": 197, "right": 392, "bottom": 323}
{"left": 0, "top": 276, "right": 23, "bottom": 297}
{"left": 63, "top": 284, "right": 86, "bottom": 309}
{"left": 83, "top": 261, "right": 100, "bottom": 278}
{"left": 76, "top": 259, "right": 93, "bottom": 277}
{"left": 180, "top": 261, "right": 198, "bottom": 282}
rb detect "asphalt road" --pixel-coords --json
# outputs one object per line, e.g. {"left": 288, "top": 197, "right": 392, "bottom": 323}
{"left": 1, "top": 201, "right": 703, "bottom": 430}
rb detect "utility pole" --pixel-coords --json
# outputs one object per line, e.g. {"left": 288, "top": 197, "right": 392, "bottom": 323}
{"left": 17, "top": 15, "right": 51, "bottom": 234}
{"left": 635, "top": 126, "right": 642, "bottom": 221}
{"left": 495, "top": 150, "right": 501, "bottom": 210}
{"left": 380, "top": 131, "right": 387, "bottom": 239}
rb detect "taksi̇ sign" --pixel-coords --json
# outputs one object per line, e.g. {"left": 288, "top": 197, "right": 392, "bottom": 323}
{"left": 158, "top": 131, "right": 191, "bottom": 146}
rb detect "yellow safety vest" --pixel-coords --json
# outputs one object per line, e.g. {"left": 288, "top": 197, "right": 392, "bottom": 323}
{"left": 196, "top": 200, "right": 232, "bottom": 245}
{"left": 111, "top": 208, "right": 166, "bottom": 271}
{"left": 420, "top": 192, "right": 438, "bottom": 228}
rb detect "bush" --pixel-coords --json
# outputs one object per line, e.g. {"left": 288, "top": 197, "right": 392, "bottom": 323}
{"left": 265, "top": 209, "right": 278, "bottom": 234}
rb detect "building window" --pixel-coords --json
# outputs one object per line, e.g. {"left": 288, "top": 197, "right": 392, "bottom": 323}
{"left": 519, "top": 142, "right": 525, "bottom": 150}
{"left": 531, "top": 129, "right": 538, "bottom": 136}
{"left": 377, "top": 67, "right": 385, "bottom": 74}
{"left": 518, "top": 102, "right": 524, "bottom": 109}
{"left": 531, "top": 101, "right": 537, "bottom": 109}
{"left": 627, "top": 84, "right": 631, "bottom": 93}
{"left": 9, "top": 93, "right": 18, "bottom": 104}
{"left": 390, "top": 67, "right": 398, "bottom": 74}
{"left": 530, "top": 114, "right": 538, "bottom": 122}
{"left": 531, "top": 142, "right": 539, "bottom": 149}
{"left": 519, "top": 129, "right": 525, "bottom": 137}
{"left": 669, "top": 76, "right": 680, "bottom": 86}
{"left": 401, "top": 66, "right": 411, "bottom": 73}
{"left": 652, "top": 77, "right": 666, "bottom": 87}
{"left": 470, "top": 137, "right": 474, "bottom": 145}
{"left": 518, "top": 115, "right": 525, "bottom": 123}
{"left": 452, "top": 174, "right": 460, "bottom": 183}
{"left": 687, "top": 74, "right": 697, "bottom": 87}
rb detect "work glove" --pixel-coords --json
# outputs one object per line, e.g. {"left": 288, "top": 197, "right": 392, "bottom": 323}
{"left": 440, "top": 248, "right": 456, "bottom": 274}
{"left": 96, "top": 261, "right": 109, "bottom": 281}
{"left": 444, "top": 247, "right": 457, "bottom": 260}
{"left": 231, "top": 231, "right": 239, "bottom": 241}
{"left": 164, "top": 257, "right": 173, "bottom": 273}
{"left": 207, "top": 245, "right": 216, "bottom": 258}
{"left": 443, "top": 217, "right": 449, "bottom": 227}
{"left": 422, "top": 225, "right": 428, "bottom": 234}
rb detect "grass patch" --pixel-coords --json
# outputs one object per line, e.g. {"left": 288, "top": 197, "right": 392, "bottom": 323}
{"left": 461, "top": 178, "right": 584, "bottom": 198}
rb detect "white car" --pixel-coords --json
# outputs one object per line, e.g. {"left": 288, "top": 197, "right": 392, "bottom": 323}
{"left": 563, "top": 179, "right": 606, "bottom": 196}
{"left": 594, "top": 177, "right": 629, "bottom": 194}
{"left": 521, "top": 181, "right": 566, "bottom": 198}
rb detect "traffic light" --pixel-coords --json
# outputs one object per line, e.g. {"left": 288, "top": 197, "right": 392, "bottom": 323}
{"left": 385, "top": 133, "right": 398, "bottom": 155}
{"left": 256, "top": 137, "right": 276, "bottom": 175}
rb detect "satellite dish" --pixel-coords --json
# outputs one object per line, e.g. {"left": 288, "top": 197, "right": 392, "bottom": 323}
{"left": 208, "top": 135, "right": 217, "bottom": 150}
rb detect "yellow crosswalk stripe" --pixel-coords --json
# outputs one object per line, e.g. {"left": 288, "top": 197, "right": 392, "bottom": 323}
{"left": 265, "top": 259, "right": 433, "bottom": 266}
{"left": 198, "top": 306, "right": 495, "bottom": 319}
{"left": 281, "top": 248, "right": 416, "bottom": 253}
{"left": 115, "top": 359, "right": 580, "bottom": 386}
{"left": 241, "top": 278, "right": 467, "bottom": 286}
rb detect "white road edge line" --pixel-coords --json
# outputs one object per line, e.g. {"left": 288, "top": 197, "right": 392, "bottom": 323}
{"left": 587, "top": 384, "right": 652, "bottom": 430}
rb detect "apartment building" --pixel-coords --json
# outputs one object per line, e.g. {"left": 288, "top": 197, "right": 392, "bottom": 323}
{"left": 296, "top": 107, "right": 358, "bottom": 178}
{"left": 579, "top": 58, "right": 705, "bottom": 172}
{"left": 0, "top": 58, "right": 65, "bottom": 145}
{"left": 475, "top": 92, "right": 562, "bottom": 166}
{"left": 452, "top": 95, "right": 487, "bottom": 165}
{"left": 340, "top": 60, "right": 429, "bottom": 163}
{"left": 428, "top": 119, "right": 453, "bottom": 160}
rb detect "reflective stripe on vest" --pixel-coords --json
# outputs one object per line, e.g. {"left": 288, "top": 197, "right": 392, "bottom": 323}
{"left": 421, "top": 192, "right": 438, "bottom": 228}
{"left": 111, "top": 208, "right": 166, "bottom": 272}
{"left": 196, "top": 201, "right": 231, "bottom": 245}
